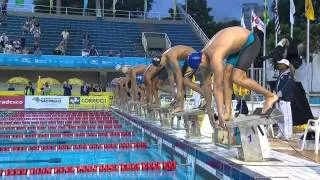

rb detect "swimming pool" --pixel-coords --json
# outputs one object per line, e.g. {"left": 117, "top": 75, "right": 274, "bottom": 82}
{"left": 0, "top": 111, "right": 217, "bottom": 179}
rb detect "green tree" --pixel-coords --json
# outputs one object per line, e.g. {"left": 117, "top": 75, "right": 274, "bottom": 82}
{"left": 181, "top": 0, "right": 214, "bottom": 37}
{"left": 267, "top": 0, "right": 320, "bottom": 54}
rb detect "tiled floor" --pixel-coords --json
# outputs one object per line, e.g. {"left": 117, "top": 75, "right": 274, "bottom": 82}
{"left": 127, "top": 112, "right": 320, "bottom": 180}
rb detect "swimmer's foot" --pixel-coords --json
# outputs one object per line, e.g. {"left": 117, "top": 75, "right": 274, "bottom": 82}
{"left": 262, "top": 95, "right": 279, "bottom": 114}
{"left": 223, "top": 111, "right": 232, "bottom": 121}
{"left": 173, "top": 107, "right": 184, "bottom": 113}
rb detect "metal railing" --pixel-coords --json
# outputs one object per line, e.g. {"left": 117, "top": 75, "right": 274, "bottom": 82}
{"left": 141, "top": 32, "right": 148, "bottom": 54}
{"left": 248, "top": 68, "right": 264, "bottom": 87}
{"left": 7, "top": 3, "right": 185, "bottom": 21}
{"left": 185, "top": 14, "right": 209, "bottom": 44}
{"left": 164, "top": 33, "right": 171, "bottom": 49}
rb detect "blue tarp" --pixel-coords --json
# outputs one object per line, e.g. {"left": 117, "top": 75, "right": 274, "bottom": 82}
{"left": 0, "top": 54, "right": 151, "bottom": 69}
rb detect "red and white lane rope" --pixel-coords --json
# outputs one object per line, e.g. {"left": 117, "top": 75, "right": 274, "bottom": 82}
{"left": 0, "top": 161, "right": 176, "bottom": 177}
{"left": 0, "top": 124, "right": 122, "bottom": 131}
{"left": 0, "top": 142, "right": 147, "bottom": 152}
{"left": 0, "top": 131, "right": 134, "bottom": 139}
{"left": 0, "top": 120, "right": 119, "bottom": 125}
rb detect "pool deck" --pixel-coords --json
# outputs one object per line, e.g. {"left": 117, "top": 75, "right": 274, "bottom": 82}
{"left": 113, "top": 109, "right": 320, "bottom": 180}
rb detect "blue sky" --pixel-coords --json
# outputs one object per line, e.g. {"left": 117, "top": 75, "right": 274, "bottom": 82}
{"left": 150, "top": 0, "right": 263, "bottom": 21}
{"left": 8, "top": 0, "right": 264, "bottom": 21}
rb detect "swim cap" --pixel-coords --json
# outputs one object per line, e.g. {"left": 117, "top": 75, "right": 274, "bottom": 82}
{"left": 121, "top": 65, "right": 131, "bottom": 74}
{"left": 136, "top": 75, "right": 144, "bottom": 85}
{"left": 187, "top": 52, "right": 202, "bottom": 70}
{"left": 151, "top": 57, "right": 161, "bottom": 66}
{"left": 115, "top": 64, "right": 122, "bottom": 71}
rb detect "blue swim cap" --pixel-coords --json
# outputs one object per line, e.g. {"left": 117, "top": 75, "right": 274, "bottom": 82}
{"left": 151, "top": 57, "right": 161, "bottom": 66}
{"left": 136, "top": 75, "right": 144, "bottom": 85}
{"left": 187, "top": 52, "right": 202, "bottom": 70}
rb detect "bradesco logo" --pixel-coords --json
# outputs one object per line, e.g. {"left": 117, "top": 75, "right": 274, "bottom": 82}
{"left": 0, "top": 96, "right": 25, "bottom": 109}
{"left": 0, "top": 99, "right": 23, "bottom": 105}
{"left": 81, "top": 97, "right": 106, "bottom": 104}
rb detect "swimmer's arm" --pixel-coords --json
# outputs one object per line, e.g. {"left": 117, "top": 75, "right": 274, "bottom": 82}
{"left": 169, "top": 57, "right": 183, "bottom": 96}
{"left": 131, "top": 66, "right": 146, "bottom": 101}
{"left": 212, "top": 59, "right": 225, "bottom": 123}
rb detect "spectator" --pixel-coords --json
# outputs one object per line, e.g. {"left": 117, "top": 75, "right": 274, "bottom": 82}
{"left": 21, "top": 34, "right": 26, "bottom": 50}
{"left": 25, "top": 81, "right": 35, "bottom": 95}
{"left": 61, "top": 29, "right": 69, "bottom": 49}
{"left": 22, "top": 17, "right": 32, "bottom": 34}
{"left": 107, "top": 50, "right": 113, "bottom": 57}
{"left": 95, "top": 85, "right": 102, "bottom": 92}
{"left": 54, "top": 40, "right": 66, "bottom": 55}
{"left": 1, "top": 0, "right": 7, "bottom": 20}
{"left": 41, "top": 82, "right": 51, "bottom": 95}
{"left": 34, "top": 47, "right": 42, "bottom": 55}
{"left": 13, "top": 38, "right": 21, "bottom": 51}
{"left": 63, "top": 81, "right": 72, "bottom": 96}
{"left": 89, "top": 45, "right": 99, "bottom": 56}
{"left": 117, "top": 50, "right": 123, "bottom": 58}
{"left": 82, "top": 32, "right": 90, "bottom": 49}
{"left": 275, "top": 59, "right": 295, "bottom": 140}
{"left": 80, "top": 83, "right": 89, "bottom": 96}
{"left": 7, "top": 84, "right": 15, "bottom": 91}
{"left": 33, "top": 28, "right": 41, "bottom": 51}
{"left": 88, "top": 84, "right": 95, "bottom": 92}
{"left": 0, "top": 32, "right": 8, "bottom": 48}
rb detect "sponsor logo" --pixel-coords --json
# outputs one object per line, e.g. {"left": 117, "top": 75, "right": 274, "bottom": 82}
{"left": 81, "top": 98, "right": 106, "bottom": 104}
{"left": 0, "top": 100, "right": 23, "bottom": 105}
{"left": 69, "top": 97, "right": 80, "bottom": 104}
{"left": 32, "top": 97, "right": 62, "bottom": 103}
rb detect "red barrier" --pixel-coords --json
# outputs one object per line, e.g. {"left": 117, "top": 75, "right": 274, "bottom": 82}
{"left": 0, "top": 161, "right": 176, "bottom": 177}
{"left": 0, "top": 124, "right": 122, "bottom": 131}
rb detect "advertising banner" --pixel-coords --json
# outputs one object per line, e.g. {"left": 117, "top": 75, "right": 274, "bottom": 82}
{"left": 0, "top": 96, "right": 25, "bottom": 109}
{"left": 69, "top": 96, "right": 112, "bottom": 109}
{"left": 25, "top": 96, "right": 68, "bottom": 109}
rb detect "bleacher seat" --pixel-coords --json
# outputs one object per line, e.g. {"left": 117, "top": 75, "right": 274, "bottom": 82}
{"left": 0, "top": 15, "right": 204, "bottom": 56}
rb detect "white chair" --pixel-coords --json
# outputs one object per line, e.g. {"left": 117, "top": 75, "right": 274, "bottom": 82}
{"left": 300, "top": 116, "right": 320, "bottom": 154}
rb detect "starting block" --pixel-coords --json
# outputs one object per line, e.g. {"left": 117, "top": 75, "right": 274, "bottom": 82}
{"left": 152, "top": 107, "right": 172, "bottom": 128}
{"left": 225, "top": 108, "right": 283, "bottom": 162}
{"left": 172, "top": 109, "right": 204, "bottom": 138}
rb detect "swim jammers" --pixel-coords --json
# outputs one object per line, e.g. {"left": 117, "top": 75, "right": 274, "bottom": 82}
{"left": 226, "top": 33, "right": 261, "bottom": 71}
{"left": 157, "top": 67, "right": 168, "bottom": 81}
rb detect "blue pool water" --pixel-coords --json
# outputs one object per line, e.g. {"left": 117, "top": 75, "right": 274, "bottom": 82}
{"left": 0, "top": 111, "right": 216, "bottom": 179}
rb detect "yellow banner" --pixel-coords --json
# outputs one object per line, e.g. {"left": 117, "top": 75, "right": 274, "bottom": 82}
{"left": 0, "top": 91, "right": 24, "bottom": 96}
{"left": 68, "top": 95, "right": 113, "bottom": 109}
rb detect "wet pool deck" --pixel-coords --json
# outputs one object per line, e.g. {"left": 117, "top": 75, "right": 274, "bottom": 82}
{"left": 114, "top": 109, "right": 320, "bottom": 180}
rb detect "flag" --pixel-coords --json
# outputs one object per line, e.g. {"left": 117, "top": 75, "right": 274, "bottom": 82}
{"left": 83, "top": 0, "right": 88, "bottom": 11}
{"left": 264, "top": 0, "right": 269, "bottom": 24}
{"left": 273, "top": 0, "right": 281, "bottom": 35}
{"left": 290, "top": 0, "right": 296, "bottom": 24}
{"left": 305, "top": 0, "right": 315, "bottom": 21}
{"left": 241, "top": 12, "right": 246, "bottom": 28}
{"left": 173, "top": 0, "right": 177, "bottom": 18}
{"left": 113, "top": 0, "right": 118, "bottom": 14}
{"left": 251, "top": 10, "right": 265, "bottom": 33}
{"left": 144, "top": 0, "right": 148, "bottom": 13}
{"left": 16, "top": 0, "right": 24, "bottom": 6}
{"left": 50, "top": 0, "right": 53, "bottom": 10}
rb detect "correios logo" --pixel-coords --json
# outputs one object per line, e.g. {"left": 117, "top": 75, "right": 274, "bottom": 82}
{"left": 69, "top": 97, "right": 80, "bottom": 104}
{"left": 0, "top": 100, "right": 23, "bottom": 105}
